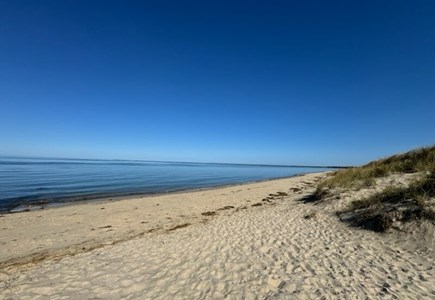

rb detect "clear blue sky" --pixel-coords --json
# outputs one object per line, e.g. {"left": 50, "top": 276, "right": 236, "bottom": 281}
{"left": 1, "top": 1, "right": 434, "bottom": 166}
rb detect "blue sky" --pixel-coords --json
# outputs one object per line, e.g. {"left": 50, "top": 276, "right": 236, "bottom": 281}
{"left": 1, "top": 1, "right": 434, "bottom": 166}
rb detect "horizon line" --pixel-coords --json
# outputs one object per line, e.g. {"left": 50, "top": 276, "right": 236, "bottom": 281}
{"left": 0, "top": 154, "right": 352, "bottom": 169}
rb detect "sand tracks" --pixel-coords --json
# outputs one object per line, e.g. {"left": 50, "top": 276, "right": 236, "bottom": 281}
{"left": 1, "top": 195, "right": 434, "bottom": 299}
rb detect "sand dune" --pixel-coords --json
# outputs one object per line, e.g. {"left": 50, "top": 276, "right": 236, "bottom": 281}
{"left": 1, "top": 172, "right": 434, "bottom": 299}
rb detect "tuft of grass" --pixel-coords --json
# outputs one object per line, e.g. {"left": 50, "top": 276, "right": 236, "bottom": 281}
{"left": 320, "top": 166, "right": 387, "bottom": 189}
{"left": 320, "top": 145, "right": 435, "bottom": 189}
{"left": 301, "top": 145, "right": 435, "bottom": 232}
{"left": 349, "top": 213, "right": 393, "bottom": 233}
{"left": 349, "top": 170, "right": 435, "bottom": 212}
{"left": 366, "top": 146, "right": 435, "bottom": 173}
{"left": 342, "top": 170, "right": 435, "bottom": 232}
{"left": 299, "top": 187, "right": 329, "bottom": 204}
{"left": 348, "top": 186, "right": 408, "bottom": 210}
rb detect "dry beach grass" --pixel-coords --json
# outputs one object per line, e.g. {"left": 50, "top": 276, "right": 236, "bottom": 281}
{"left": 313, "top": 146, "right": 435, "bottom": 236}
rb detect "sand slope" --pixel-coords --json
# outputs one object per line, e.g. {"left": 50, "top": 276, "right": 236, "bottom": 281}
{"left": 1, "top": 173, "right": 434, "bottom": 299}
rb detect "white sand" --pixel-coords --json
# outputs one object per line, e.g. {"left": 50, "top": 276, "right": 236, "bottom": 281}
{"left": 1, "top": 172, "right": 434, "bottom": 299}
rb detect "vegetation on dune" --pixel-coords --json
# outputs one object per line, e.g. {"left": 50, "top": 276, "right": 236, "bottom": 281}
{"left": 320, "top": 145, "right": 435, "bottom": 189}
{"left": 365, "top": 146, "right": 435, "bottom": 173}
{"left": 311, "top": 145, "right": 435, "bottom": 232}
{"left": 349, "top": 171, "right": 435, "bottom": 211}
{"left": 343, "top": 170, "right": 435, "bottom": 232}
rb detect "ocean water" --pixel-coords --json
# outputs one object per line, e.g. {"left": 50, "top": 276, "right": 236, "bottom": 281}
{"left": 0, "top": 157, "right": 331, "bottom": 212}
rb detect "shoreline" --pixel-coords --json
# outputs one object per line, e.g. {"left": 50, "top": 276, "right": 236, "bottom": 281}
{"left": 4, "top": 170, "right": 331, "bottom": 214}
{"left": 0, "top": 172, "right": 327, "bottom": 269}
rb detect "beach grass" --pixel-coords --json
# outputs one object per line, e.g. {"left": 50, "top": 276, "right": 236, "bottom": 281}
{"left": 346, "top": 170, "right": 435, "bottom": 223}
{"left": 312, "top": 145, "right": 435, "bottom": 232}
{"left": 319, "top": 145, "right": 435, "bottom": 189}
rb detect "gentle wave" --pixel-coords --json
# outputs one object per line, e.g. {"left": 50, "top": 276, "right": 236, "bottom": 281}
{"left": 0, "top": 157, "right": 331, "bottom": 212}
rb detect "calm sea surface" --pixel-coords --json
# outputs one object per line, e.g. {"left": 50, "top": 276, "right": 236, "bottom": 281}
{"left": 0, "top": 157, "right": 331, "bottom": 212}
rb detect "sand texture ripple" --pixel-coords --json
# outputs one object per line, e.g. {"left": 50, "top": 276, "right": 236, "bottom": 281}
{"left": 1, "top": 173, "right": 434, "bottom": 299}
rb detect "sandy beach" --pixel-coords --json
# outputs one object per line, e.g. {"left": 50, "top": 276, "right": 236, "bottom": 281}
{"left": 3, "top": 1, "right": 435, "bottom": 298}
{"left": 1, "top": 172, "right": 434, "bottom": 299}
